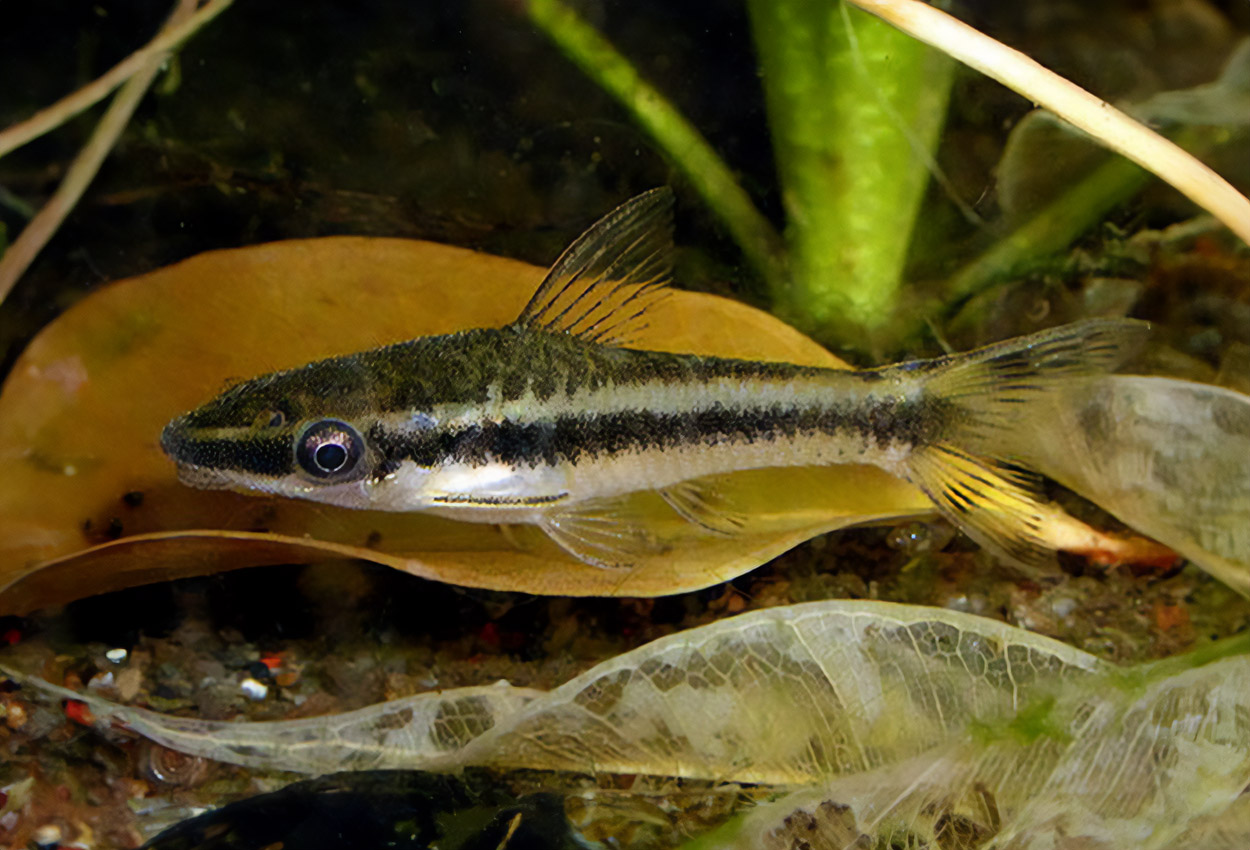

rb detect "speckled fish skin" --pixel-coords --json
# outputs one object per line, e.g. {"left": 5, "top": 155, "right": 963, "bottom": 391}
{"left": 161, "top": 189, "right": 1148, "bottom": 566}
{"left": 160, "top": 325, "right": 940, "bottom": 510}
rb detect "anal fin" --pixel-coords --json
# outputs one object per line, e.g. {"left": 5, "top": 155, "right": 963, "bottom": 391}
{"left": 659, "top": 481, "right": 747, "bottom": 535}
{"left": 907, "top": 444, "right": 1053, "bottom": 566}
{"left": 538, "top": 496, "right": 667, "bottom": 569}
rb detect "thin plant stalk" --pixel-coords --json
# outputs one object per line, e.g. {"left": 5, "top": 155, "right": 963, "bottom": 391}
{"left": 945, "top": 156, "right": 1152, "bottom": 308}
{"left": 847, "top": 0, "right": 1250, "bottom": 246}
{"left": 0, "top": 0, "right": 234, "bottom": 162}
{"left": 526, "top": 0, "right": 787, "bottom": 295}
{"left": 0, "top": 0, "right": 203, "bottom": 303}
{"left": 747, "top": 0, "right": 955, "bottom": 348}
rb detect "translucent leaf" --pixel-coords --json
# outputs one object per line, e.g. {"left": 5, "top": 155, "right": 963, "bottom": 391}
{"left": 1022, "top": 375, "right": 1250, "bottom": 595}
{"left": 723, "top": 653, "right": 1250, "bottom": 849}
{"left": 0, "top": 237, "right": 932, "bottom": 612}
{"left": 9, "top": 600, "right": 1248, "bottom": 848}
{"left": 2, "top": 601, "right": 1106, "bottom": 781}
{"left": 998, "top": 38, "right": 1250, "bottom": 224}
{"left": 0, "top": 666, "right": 540, "bottom": 774}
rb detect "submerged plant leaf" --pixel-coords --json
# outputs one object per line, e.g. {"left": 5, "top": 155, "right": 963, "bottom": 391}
{"left": 7, "top": 600, "right": 1249, "bottom": 847}
{"left": 4, "top": 600, "right": 1102, "bottom": 779}
{"left": 998, "top": 38, "right": 1250, "bottom": 225}
{"left": 0, "top": 237, "right": 932, "bottom": 612}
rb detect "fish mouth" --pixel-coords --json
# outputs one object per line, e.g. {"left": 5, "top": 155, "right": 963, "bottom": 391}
{"left": 161, "top": 419, "right": 255, "bottom": 491}
{"left": 159, "top": 417, "right": 187, "bottom": 461}
{"left": 161, "top": 421, "right": 232, "bottom": 490}
{"left": 170, "top": 461, "right": 235, "bottom": 491}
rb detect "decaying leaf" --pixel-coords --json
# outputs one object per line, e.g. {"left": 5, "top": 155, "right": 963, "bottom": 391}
{"left": 1024, "top": 375, "right": 1250, "bottom": 596}
{"left": 0, "top": 237, "right": 933, "bottom": 612}
{"left": 7, "top": 600, "right": 1249, "bottom": 848}
{"left": 998, "top": 38, "right": 1250, "bottom": 224}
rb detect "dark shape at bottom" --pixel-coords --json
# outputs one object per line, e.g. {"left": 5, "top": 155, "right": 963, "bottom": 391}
{"left": 141, "top": 770, "right": 589, "bottom": 850}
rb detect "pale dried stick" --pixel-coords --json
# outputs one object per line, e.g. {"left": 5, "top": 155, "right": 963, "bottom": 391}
{"left": 847, "top": 0, "right": 1250, "bottom": 245}
{"left": 0, "top": 0, "right": 203, "bottom": 303}
{"left": 0, "top": 0, "right": 233, "bottom": 161}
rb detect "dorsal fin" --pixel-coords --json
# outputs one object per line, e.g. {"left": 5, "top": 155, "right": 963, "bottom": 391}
{"left": 513, "top": 188, "right": 674, "bottom": 347}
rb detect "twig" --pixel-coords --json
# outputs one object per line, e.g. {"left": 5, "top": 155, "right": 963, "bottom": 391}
{"left": 846, "top": 0, "right": 1250, "bottom": 246}
{"left": 0, "top": 0, "right": 204, "bottom": 303}
{"left": 0, "top": 0, "right": 233, "bottom": 162}
{"left": 526, "top": 0, "right": 788, "bottom": 294}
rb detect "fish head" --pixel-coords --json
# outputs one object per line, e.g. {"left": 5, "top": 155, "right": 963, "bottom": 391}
{"left": 160, "top": 351, "right": 410, "bottom": 509}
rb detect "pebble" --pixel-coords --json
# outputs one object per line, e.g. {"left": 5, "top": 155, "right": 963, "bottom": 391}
{"left": 105, "top": 648, "right": 128, "bottom": 664}
{"left": 239, "top": 677, "right": 268, "bottom": 701}
{"left": 34, "top": 824, "right": 63, "bottom": 848}
{"left": 1051, "top": 596, "right": 1078, "bottom": 619}
{"left": 87, "top": 671, "right": 115, "bottom": 692}
{"left": 2, "top": 699, "right": 27, "bottom": 730}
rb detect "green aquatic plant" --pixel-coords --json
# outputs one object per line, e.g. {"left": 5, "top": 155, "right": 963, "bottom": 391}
{"left": 8, "top": 599, "right": 1250, "bottom": 848}
{"left": 527, "top": 0, "right": 1250, "bottom": 353}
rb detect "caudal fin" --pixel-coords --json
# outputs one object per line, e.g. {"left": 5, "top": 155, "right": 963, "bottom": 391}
{"left": 906, "top": 319, "right": 1151, "bottom": 565}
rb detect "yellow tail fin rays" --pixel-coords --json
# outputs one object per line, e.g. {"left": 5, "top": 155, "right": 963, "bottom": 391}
{"left": 908, "top": 445, "right": 1052, "bottom": 566}
{"left": 512, "top": 188, "right": 674, "bottom": 348}
{"left": 907, "top": 318, "right": 1152, "bottom": 565}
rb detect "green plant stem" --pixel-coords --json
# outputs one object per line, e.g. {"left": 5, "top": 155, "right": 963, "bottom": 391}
{"left": 747, "top": 0, "right": 955, "bottom": 348}
{"left": 526, "top": 0, "right": 787, "bottom": 294}
{"left": 945, "top": 157, "right": 1152, "bottom": 308}
{"left": 940, "top": 127, "right": 1226, "bottom": 328}
{"left": 848, "top": 0, "right": 1250, "bottom": 247}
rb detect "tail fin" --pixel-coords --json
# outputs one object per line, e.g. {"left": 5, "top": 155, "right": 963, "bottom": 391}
{"left": 905, "top": 319, "right": 1151, "bottom": 565}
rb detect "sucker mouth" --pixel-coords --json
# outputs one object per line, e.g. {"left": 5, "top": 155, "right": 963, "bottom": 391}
{"left": 172, "top": 462, "right": 234, "bottom": 491}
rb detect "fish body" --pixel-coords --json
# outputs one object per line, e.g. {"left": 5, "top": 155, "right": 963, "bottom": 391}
{"left": 164, "top": 325, "right": 927, "bottom": 515}
{"left": 162, "top": 189, "right": 1147, "bottom": 566}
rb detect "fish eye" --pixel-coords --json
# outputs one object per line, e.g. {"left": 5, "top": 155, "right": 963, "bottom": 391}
{"left": 295, "top": 419, "right": 365, "bottom": 480}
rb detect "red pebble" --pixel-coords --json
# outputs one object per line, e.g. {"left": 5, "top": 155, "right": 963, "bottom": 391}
{"left": 259, "top": 655, "right": 282, "bottom": 671}
{"left": 64, "top": 699, "right": 96, "bottom": 726}
{"left": 1, "top": 629, "right": 19, "bottom": 646}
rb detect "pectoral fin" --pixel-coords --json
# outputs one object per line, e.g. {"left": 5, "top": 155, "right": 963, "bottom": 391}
{"left": 538, "top": 497, "right": 668, "bottom": 569}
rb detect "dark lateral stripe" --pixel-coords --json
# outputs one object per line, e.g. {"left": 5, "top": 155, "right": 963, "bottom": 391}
{"left": 371, "top": 396, "right": 943, "bottom": 470}
{"left": 165, "top": 433, "right": 293, "bottom": 477}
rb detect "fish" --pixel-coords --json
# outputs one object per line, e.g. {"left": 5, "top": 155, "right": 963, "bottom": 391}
{"left": 161, "top": 188, "right": 1149, "bottom": 568}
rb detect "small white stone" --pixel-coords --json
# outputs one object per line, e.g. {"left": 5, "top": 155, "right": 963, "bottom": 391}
{"left": 87, "top": 671, "right": 115, "bottom": 691}
{"left": 1051, "top": 597, "right": 1078, "bottom": 619}
{"left": 34, "top": 824, "right": 63, "bottom": 847}
{"left": 239, "top": 677, "right": 268, "bottom": 701}
{"left": 105, "top": 648, "right": 128, "bottom": 664}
